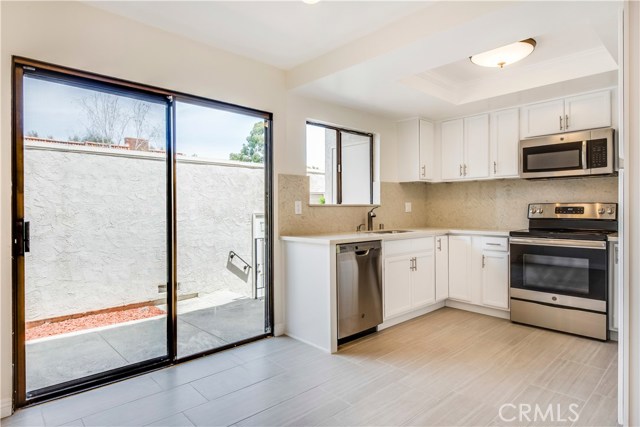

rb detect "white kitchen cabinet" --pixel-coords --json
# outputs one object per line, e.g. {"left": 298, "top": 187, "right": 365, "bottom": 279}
{"left": 490, "top": 108, "right": 520, "bottom": 178}
{"left": 441, "top": 119, "right": 465, "bottom": 180}
{"left": 448, "top": 235, "right": 472, "bottom": 302}
{"left": 521, "top": 90, "right": 611, "bottom": 138}
{"left": 384, "top": 255, "right": 413, "bottom": 318}
{"left": 449, "top": 235, "right": 509, "bottom": 311}
{"left": 435, "top": 235, "right": 449, "bottom": 301}
{"left": 463, "top": 115, "right": 490, "bottom": 179}
{"left": 383, "top": 238, "right": 436, "bottom": 319}
{"left": 396, "top": 118, "right": 435, "bottom": 182}
{"left": 441, "top": 115, "right": 489, "bottom": 181}
{"left": 564, "top": 91, "right": 611, "bottom": 132}
{"left": 481, "top": 250, "right": 509, "bottom": 309}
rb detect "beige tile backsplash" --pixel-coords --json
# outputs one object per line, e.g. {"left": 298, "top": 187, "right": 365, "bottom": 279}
{"left": 278, "top": 174, "right": 618, "bottom": 236}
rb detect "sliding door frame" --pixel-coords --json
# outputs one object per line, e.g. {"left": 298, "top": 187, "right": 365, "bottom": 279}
{"left": 11, "top": 57, "right": 274, "bottom": 409}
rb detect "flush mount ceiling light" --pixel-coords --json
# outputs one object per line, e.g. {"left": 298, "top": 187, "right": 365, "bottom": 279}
{"left": 302, "top": 0, "right": 321, "bottom": 4}
{"left": 470, "top": 38, "right": 536, "bottom": 69}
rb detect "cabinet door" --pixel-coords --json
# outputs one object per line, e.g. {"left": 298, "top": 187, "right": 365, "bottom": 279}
{"left": 520, "top": 99, "right": 565, "bottom": 137}
{"left": 448, "top": 235, "right": 472, "bottom": 302}
{"left": 481, "top": 250, "right": 509, "bottom": 309}
{"left": 435, "top": 236, "right": 449, "bottom": 301}
{"left": 564, "top": 91, "right": 611, "bottom": 132}
{"left": 396, "top": 119, "right": 420, "bottom": 182}
{"left": 463, "top": 114, "right": 490, "bottom": 179}
{"left": 490, "top": 109, "right": 519, "bottom": 178}
{"left": 419, "top": 120, "right": 435, "bottom": 181}
{"left": 441, "top": 119, "right": 464, "bottom": 180}
{"left": 412, "top": 250, "right": 435, "bottom": 308}
{"left": 384, "top": 255, "right": 412, "bottom": 318}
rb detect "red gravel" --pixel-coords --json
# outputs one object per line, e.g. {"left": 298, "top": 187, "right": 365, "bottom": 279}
{"left": 26, "top": 306, "right": 166, "bottom": 341}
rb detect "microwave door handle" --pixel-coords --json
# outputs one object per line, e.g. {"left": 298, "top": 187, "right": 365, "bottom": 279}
{"left": 582, "top": 140, "right": 588, "bottom": 170}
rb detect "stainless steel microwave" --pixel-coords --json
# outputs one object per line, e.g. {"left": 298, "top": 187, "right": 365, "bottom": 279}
{"left": 519, "top": 128, "right": 615, "bottom": 179}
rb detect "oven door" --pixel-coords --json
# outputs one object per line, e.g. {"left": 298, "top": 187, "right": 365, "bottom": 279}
{"left": 510, "top": 237, "right": 607, "bottom": 311}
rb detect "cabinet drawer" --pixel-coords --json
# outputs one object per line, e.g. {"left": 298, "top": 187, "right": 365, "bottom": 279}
{"left": 384, "top": 237, "right": 434, "bottom": 256}
{"left": 480, "top": 237, "right": 508, "bottom": 252}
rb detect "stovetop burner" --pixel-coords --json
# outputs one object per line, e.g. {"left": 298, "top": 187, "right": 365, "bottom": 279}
{"left": 510, "top": 202, "right": 618, "bottom": 241}
{"left": 509, "top": 228, "right": 615, "bottom": 241}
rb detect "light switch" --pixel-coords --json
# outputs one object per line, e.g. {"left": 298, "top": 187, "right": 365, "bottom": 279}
{"left": 405, "top": 202, "right": 412, "bottom": 213}
{"left": 295, "top": 201, "right": 302, "bottom": 215}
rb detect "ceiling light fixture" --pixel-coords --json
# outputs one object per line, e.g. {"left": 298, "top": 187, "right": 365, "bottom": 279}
{"left": 302, "top": 0, "right": 321, "bottom": 4}
{"left": 470, "top": 38, "right": 536, "bottom": 69}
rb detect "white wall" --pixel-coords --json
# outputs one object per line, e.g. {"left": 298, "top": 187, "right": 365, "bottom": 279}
{"left": 0, "top": 0, "right": 288, "bottom": 416}
{"left": 0, "top": 1, "right": 401, "bottom": 415}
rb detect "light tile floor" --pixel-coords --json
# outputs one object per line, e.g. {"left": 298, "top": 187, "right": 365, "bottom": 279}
{"left": 3, "top": 308, "right": 618, "bottom": 427}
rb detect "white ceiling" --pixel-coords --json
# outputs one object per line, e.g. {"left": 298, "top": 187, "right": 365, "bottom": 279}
{"left": 87, "top": 1, "right": 622, "bottom": 121}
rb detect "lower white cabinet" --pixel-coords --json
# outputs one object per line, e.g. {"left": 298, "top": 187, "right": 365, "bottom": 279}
{"left": 435, "top": 235, "right": 449, "bottom": 301}
{"left": 448, "top": 235, "right": 509, "bottom": 310}
{"left": 448, "top": 235, "right": 472, "bottom": 301}
{"left": 481, "top": 249, "right": 509, "bottom": 309}
{"left": 383, "top": 238, "right": 435, "bottom": 319}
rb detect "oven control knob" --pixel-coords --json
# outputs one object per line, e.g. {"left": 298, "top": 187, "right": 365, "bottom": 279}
{"left": 529, "top": 208, "right": 536, "bottom": 215}
{"left": 538, "top": 208, "right": 543, "bottom": 214}
{"left": 598, "top": 208, "right": 605, "bottom": 214}
{"left": 607, "top": 208, "right": 614, "bottom": 215}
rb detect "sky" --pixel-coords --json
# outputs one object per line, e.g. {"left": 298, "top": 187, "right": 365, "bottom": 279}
{"left": 24, "top": 76, "right": 262, "bottom": 161}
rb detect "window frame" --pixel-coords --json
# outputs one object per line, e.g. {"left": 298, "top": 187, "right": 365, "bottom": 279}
{"left": 306, "top": 121, "right": 374, "bottom": 205}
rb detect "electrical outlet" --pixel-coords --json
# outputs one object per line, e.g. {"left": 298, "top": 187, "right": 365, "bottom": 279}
{"left": 405, "top": 202, "right": 412, "bottom": 213}
{"left": 295, "top": 201, "right": 302, "bottom": 215}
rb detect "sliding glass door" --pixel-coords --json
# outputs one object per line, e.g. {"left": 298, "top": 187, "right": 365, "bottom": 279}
{"left": 175, "top": 100, "right": 268, "bottom": 358}
{"left": 12, "top": 60, "right": 273, "bottom": 406}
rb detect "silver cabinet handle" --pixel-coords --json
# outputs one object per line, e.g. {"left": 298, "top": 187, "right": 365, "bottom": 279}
{"left": 459, "top": 164, "right": 463, "bottom": 176}
{"left": 493, "top": 161, "right": 497, "bottom": 174}
{"left": 486, "top": 242, "right": 501, "bottom": 246}
{"left": 615, "top": 245, "right": 619, "bottom": 264}
{"left": 421, "top": 165, "right": 426, "bottom": 177}
{"left": 582, "top": 140, "right": 588, "bottom": 170}
{"left": 565, "top": 114, "right": 569, "bottom": 129}
{"left": 437, "top": 238, "right": 442, "bottom": 251}
{"left": 559, "top": 115, "right": 563, "bottom": 130}
{"left": 413, "top": 257, "right": 417, "bottom": 271}
{"left": 482, "top": 254, "right": 486, "bottom": 268}
{"left": 409, "top": 257, "right": 414, "bottom": 271}
{"left": 463, "top": 164, "right": 468, "bottom": 176}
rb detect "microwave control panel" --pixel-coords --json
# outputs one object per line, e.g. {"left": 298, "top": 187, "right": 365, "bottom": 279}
{"left": 589, "top": 139, "right": 608, "bottom": 168}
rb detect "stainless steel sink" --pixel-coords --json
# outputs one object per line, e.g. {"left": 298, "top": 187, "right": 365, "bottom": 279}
{"left": 368, "top": 229, "right": 413, "bottom": 234}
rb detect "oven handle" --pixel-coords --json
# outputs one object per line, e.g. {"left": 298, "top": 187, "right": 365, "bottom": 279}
{"left": 509, "top": 237, "right": 606, "bottom": 250}
{"left": 582, "top": 140, "right": 588, "bottom": 170}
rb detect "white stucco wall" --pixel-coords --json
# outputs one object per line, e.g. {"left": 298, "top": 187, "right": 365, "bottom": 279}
{"left": 23, "top": 143, "right": 263, "bottom": 321}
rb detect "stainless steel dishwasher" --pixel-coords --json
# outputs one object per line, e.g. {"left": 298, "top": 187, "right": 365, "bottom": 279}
{"left": 337, "top": 240, "right": 383, "bottom": 343}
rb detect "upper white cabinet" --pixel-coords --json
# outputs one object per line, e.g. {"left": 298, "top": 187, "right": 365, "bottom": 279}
{"left": 441, "top": 114, "right": 489, "bottom": 181}
{"left": 490, "top": 109, "right": 519, "bottom": 178}
{"left": 396, "top": 118, "right": 435, "bottom": 182}
{"left": 521, "top": 90, "right": 611, "bottom": 138}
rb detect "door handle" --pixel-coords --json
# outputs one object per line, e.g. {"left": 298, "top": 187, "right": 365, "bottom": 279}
{"left": 421, "top": 165, "right": 426, "bottom": 177}
{"left": 14, "top": 220, "right": 30, "bottom": 255}
{"left": 493, "top": 161, "right": 497, "bottom": 174}
{"left": 482, "top": 254, "right": 486, "bottom": 268}
{"left": 565, "top": 114, "right": 569, "bottom": 129}
{"left": 463, "top": 164, "right": 468, "bottom": 176}
{"left": 559, "top": 115, "right": 563, "bottom": 130}
{"left": 413, "top": 257, "right": 417, "bottom": 271}
{"left": 437, "top": 238, "right": 442, "bottom": 251}
{"left": 459, "top": 164, "right": 463, "bottom": 176}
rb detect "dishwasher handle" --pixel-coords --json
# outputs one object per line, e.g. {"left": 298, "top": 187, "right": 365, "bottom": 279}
{"left": 355, "top": 249, "right": 370, "bottom": 257}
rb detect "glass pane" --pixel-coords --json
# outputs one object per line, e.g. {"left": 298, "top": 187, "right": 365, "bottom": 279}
{"left": 523, "top": 254, "right": 589, "bottom": 294}
{"left": 306, "top": 124, "right": 337, "bottom": 204}
{"left": 175, "top": 101, "right": 266, "bottom": 358}
{"left": 527, "top": 149, "right": 580, "bottom": 170}
{"left": 341, "top": 132, "right": 372, "bottom": 204}
{"left": 23, "top": 75, "right": 168, "bottom": 393}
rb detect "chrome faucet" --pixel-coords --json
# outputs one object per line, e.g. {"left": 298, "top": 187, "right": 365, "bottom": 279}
{"left": 367, "top": 206, "right": 379, "bottom": 231}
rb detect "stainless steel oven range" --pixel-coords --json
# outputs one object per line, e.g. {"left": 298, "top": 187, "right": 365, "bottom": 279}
{"left": 509, "top": 202, "right": 617, "bottom": 340}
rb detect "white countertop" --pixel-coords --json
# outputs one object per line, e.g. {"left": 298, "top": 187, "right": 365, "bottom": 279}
{"left": 280, "top": 227, "right": 510, "bottom": 245}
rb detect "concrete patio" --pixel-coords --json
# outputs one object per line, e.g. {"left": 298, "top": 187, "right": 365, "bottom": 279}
{"left": 26, "top": 298, "right": 265, "bottom": 392}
